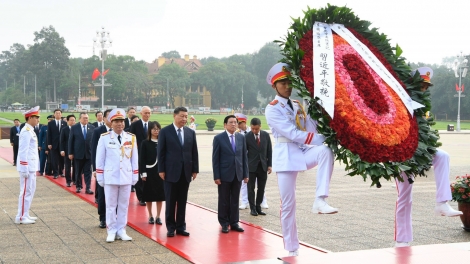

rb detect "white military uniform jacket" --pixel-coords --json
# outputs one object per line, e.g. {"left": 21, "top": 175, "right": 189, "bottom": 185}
{"left": 96, "top": 131, "right": 138, "bottom": 185}
{"left": 17, "top": 123, "right": 39, "bottom": 173}
{"left": 265, "top": 95, "right": 318, "bottom": 172}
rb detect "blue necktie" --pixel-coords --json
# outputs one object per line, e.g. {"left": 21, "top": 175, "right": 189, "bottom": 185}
{"left": 83, "top": 126, "right": 87, "bottom": 139}
{"left": 144, "top": 123, "right": 148, "bottom": 134}
{"left": 177, "top": 128, "right": 183, "bottom": 146}
{"left": 230, "top": 134, "right": 235, "bottom": 153}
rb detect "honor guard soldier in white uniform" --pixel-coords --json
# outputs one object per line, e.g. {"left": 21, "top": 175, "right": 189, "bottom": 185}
{"left": 265, "top": 63, "right": 337, "bottom": 256}
{"left": 96, "top": 108, "right": 139, "bottom": 242}
{"left": 394, "top": 67, "right": 462, "bottom": 248}
{"left": 235, "top": 113, "right": 269, "bottom": 210}
{"left": 15, "top": 106, "right": 41, "bottom": 224}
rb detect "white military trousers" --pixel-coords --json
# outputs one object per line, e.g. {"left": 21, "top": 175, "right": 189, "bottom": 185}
{"left": 277, "top": 145, "right": 334, "bottom": 251}
{"left": 395, "top": 149, "right": 451, "bottom": 242}
{"left": 16, "top": 172, "right": 37, "bottom": 221}
{"left": 105, "top": 184, "right": 131, "bottom": 235}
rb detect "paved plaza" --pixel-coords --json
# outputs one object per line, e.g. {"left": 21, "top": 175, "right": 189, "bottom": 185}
{"left": 0, "top": 131, "right": 469, "bottom": 263}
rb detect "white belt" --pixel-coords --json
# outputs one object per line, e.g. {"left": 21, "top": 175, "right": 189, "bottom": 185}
{"left": 275, "top": 137, "right": 293, "bottom": 143}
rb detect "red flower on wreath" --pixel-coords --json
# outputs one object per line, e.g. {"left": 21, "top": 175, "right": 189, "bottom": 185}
{"left": 298, "top": 28, "right": 418, "bottom": 162}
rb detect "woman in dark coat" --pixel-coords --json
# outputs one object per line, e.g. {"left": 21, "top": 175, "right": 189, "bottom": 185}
{"left": 139, "top": 121, "right": 165, "bottom": 224}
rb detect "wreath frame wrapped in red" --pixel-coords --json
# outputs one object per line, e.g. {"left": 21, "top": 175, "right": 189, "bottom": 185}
{"left": 276, "top": 4, "right": 440, "bottom": 186}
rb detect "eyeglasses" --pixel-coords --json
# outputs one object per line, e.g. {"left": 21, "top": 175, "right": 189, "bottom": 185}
{"left": 151, "top": 128, "right": 160, "bottom": 131}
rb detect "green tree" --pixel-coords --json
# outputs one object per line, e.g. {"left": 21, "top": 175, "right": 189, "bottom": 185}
{"left": 161, "top": 50, "right": 181, "bottom": 59}
{"left": 153, "top": 63, "right": 190, "bottom": 108}
{"left": 252, "top": 42, "right": 282, "bottom": 100}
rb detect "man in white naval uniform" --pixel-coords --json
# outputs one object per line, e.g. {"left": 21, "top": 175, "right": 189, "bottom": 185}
{"left": 394, "top": 67, "right": 462, "bottom": 248}
{"left": 235, "top": 113, "right": 269, "bottom": 210}
{"left": 15, "top": 106, "right": 41, "bottom": 224}
{"left": 265, "top": 63, "right": 337, "bottom": 256}
{"left": 96, "top": 108, "right": 139, "bottom": 242}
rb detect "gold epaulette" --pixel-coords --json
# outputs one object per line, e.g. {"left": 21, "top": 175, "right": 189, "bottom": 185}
{"left": 26, "top": 127, "right": 30, "bottom": 131}
{"left": 126, "top": 132, "right": 135, "bottom": 136}
{"left": 100, "top": 132, "right": 110, "bottom": 136}
{"left": 269, "top": 99, "right": 279, "bottom": 106}
{"left": 292, "top": 99, "right": 300, "bottom": 104}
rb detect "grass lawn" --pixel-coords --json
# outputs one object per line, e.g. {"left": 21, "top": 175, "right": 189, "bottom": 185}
{"left": 1, "top": 111, "right": 468, "bottom": 131}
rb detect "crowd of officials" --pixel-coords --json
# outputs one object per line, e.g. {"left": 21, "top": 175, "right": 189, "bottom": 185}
{"left": 10, "top": 63, "right": 462, "bottom": 256}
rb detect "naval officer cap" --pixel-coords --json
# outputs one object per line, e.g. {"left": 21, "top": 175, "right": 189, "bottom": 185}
{"left": 109, "top": 108, "right": 126, "bottom": 122}
{"left": 234, "top": 113, "right": 247, "bottom": 123}
{"left": 266, "top": 62, "right": 291, "bottom": 85}
{"left": 23, "top": 106, "right": 40, "bottom": 118}
{"left": 412, "top": 67, "right": 433, "bottom": 86}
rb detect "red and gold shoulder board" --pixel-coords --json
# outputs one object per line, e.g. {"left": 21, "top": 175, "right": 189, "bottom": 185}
{"left": 292, "top": 100, "right": 300, "bottom": 104}
{"left": 269, "top": 100, "right": 279, "bottom": 105}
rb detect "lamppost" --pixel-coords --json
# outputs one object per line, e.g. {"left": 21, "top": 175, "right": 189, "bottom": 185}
{"left": 93, "top": 26, "right": 112, "bottom": 110}
{"left": 452, "top": 52, "right": 469, "bottom": 132}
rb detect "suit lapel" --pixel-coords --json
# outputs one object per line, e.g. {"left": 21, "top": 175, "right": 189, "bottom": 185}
{"left": 222, "top": 132, "right": 233, "bottom": 153}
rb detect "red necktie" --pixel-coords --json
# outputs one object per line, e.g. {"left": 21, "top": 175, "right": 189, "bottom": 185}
{"left": 256, "top": 134, "right": 260, "bottom": 146}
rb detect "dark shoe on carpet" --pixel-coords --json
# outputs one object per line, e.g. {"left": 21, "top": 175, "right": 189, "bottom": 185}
{"left": 53, "top": 175, "right": 58, "bottom": 179}
{"left": 60, "top": 174, "right": 65, "bottom": 177}
{"left": 155, "top": 218, "right": 162, "bottom": 225}
{"left": 176, "top": 230, "right": 190, "bottom": 236}
{"left": 222, "top": 226, "right": 229, "bottom": 233}
{"left": 167, "top": 231, "right": 175, "bottom": 237}
{"left": 148, "top": 217, "right": 155, "bottom": 224}
{"left": 76, "top": 187, "right": 81, "bottom": 193}
{"left": 250, "top": 208, "right": 258, "bottom": 216}
{"left": 139, "top": 201, "right": 146, "bottom": 206}
{"left": 99, "top": 221, "right": 106, "bottom": 228}
{"left": 231, "top": 224, "right": 244, "bottom": 232}
{"left": 66, "top": 183, "right": 71, "bottom": 187}
{"left": 85, "top": 189, "right": 94, "bottom": 195}
{"left": 131, "top": 187, "right": 135, "bottom": 192}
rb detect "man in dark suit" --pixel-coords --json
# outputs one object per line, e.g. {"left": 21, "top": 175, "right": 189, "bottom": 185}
{"left": 129, "top": 106, "right": 151, "bottom": 205}
{"left": 68, "top": 112, "right": 95, "bottom": 194}
{"left": 212, "top": 115, "right": 249, "bottom": 233}
{"left": 92, "top": 110, "right": 104, "bottom": 127}
{"left": 38, "top": 115, "right": 54, "bottom": 176}
{"left": 245, "top": 118, "right": 272, "bottom": 216}
{"left": 124, "top": 107, "right": 136, "bottom": 130}
{"left": 47, "top": 109, "right": 67, "bottom": 179}
{"left": 60, "top": 115, "right": 76, "bottom": 187}
{"left": 158, "top": 107, "right": 198, "bottom": 237}
{"left": 91, "top": 109, "right": 113, "bottom": 228}
{"left": 10, "top": 119, "right": 21, "bottom": 166}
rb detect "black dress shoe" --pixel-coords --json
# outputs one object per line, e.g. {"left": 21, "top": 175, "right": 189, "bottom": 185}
{"left": 99, "top": 221, "right": 106, "bottom": 228}
{"left": 76, "top": 188, "right": 81, "bottom": 193}
{"left": 167, "top": 231, "right": 175, "bottom": 237}
{"left": 250, "top": 208, "right": 258, "bottom": 216}
{"left": 148, "top": 217, "right": 155, "bottom": 224}
{"left": 60, "top": 174, "right": 65, "bottom": 177}
{"left": 176, "top": 230, "right": 190, "bottom": 236}
{"left": 131, "top": 187, "right": 135, "bottom": 192}
{"left": 155, "top": 218, "right": 162, "bottom": 225}
{"left": 221, "top": 226, "right": 229, "bottom": 233}
{"left": 230, "top": 224, "right": 244, "bottom": 232}
{"left": 256, "top": 207, "right": 267, "bottom": 216}
{"left": 139, "top": 201, "right": 146, "bottom": 206}
{"left": 66, "top": 183, "right": 71, "bottom": 187}
{"left": 85, "top": 189, "right": 94, "bottom": 195}
{"left": 53, "top": 175, "right": 58, "bottom": 179}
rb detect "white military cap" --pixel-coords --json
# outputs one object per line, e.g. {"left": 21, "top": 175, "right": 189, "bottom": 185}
{"left": 23, "top": 106, "right": 40, "bottom": 118}
{"left": 266, "top": 63, "right": 291, "bottom": 85}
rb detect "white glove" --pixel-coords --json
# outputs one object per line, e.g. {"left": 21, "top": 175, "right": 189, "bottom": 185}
{"left": 21, "top": 172, "right": 29, "bottom": 178}
{"left": 98, "top": 181, "right": 104, "bottom": 187}
{"left": 311, "top": 133, "right": 326, "bottom": 146}
{"left": 141, "top": 172, "right": 147, "bottom": 178}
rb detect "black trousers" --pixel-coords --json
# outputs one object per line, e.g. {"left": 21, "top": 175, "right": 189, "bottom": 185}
{"left": 74, "top": 158, "right": 91, "bottom": 189}
{"left": 50, "top": 148, "right": 63, "bottom": 176}
{"left": 218, "top": 176, "right": 242, "bottom": 227}
{"left": 248, "top": 163, "right": 268, "bottom": 209}
{"left": 164, "top": 172, "right": 190, "bottom": 232}
{"left": 13, "top": 144, "right": 18, "bottom": 164}
{"left": 64, "top": 155, "right": 72, "bottom": 184}
{"left": 134, "top": 176, "right": 144, "bottom": 201}
{"left": 97, "top": 184, "right": 106, "bottom": 222}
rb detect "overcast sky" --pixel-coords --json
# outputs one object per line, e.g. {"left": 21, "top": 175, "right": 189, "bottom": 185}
{"left": 1, "top": 0, "right": 469, "bottom": 65}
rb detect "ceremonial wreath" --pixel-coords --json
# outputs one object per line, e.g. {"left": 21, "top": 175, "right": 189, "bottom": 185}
{"left": 278, "top": 5, "right": 440, "bottom": 186}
